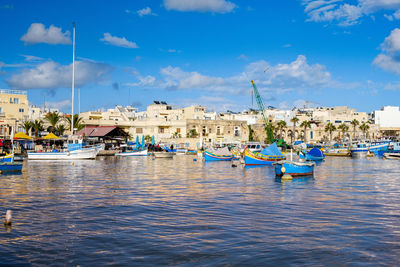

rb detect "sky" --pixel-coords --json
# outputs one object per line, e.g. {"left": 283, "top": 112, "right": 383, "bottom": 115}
{"left": 1, "top": 0, "right": 400, "bottom": 114}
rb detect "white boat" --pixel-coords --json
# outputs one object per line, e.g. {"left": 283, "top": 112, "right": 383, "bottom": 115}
{"left": 28, "top": 139, "right": 98, "bottom": 160}
{"left": 150, "top": 152, "right": 175, "bottom": 158}
{"left": 383, "top": 152, "right": 400, "bottom": 159}
{"left": 115, "top": 149, "right": 148, "bottom": 156}
{"left": 350, "top": 141, "right": 389, "bottom": 158}
{"left": 28, "top": 148, "right": 97, "bottom": 160}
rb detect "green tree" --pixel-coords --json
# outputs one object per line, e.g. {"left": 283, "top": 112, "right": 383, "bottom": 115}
{"left": 145, "top": 135, "right": 152, "bottom": 143}
{"left": 300, "top": 120, "right": 311, "bottom": 144}
{"left": 350, "top": 119, "right": 359, "bottom": 139}
{"left": 277, "top": 120, "right": 287, "bottom": 139}
{"left": 44, "top": 111, "right": 61, "bottom": 133}
{"left": 359, "top": 122, "right": 370, "bottom": 139}
{"left": 248, "top": 125, "right": 254, "bottom": 141}
{"left": 66, "top": 114, "right": 85, "bottom": 132}
{"left": 55, "top": 124, "right": 67, "bottom": 136}
{"left": 324, "top": 122, "right": 336, "bottom": 143}
{"left": 20, "top": 120, "right": 33, "bottom": 135}
{"left": 338, "top": 123, "right": 349, "bottom": 143}
{"left": 290, "top": 116, "right": 299, "bottom": 145}
{"left": 32, "top": 119, "right": 44, "bottom": 137}
{"left": 187, "top": 129, "right": 198, "bottom": 138}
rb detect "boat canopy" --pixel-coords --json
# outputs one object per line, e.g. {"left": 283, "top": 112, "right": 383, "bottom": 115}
{"left": 307, "top": 148, "right": 324, "bottom": 157}
{"left": 260, "top": 143, "right": 283, "bottom": 156}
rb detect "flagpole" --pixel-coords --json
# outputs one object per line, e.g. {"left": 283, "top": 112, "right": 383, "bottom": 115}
{"left": 71, "top": 22, "right": 76, "bottom": 135}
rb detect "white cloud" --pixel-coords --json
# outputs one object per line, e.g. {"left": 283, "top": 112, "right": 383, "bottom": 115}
{"left": 20, "top": 55, "right": 44, "bottom": 62}
{"left": 100, "top": 33, "right": 139, "bottom": 48}
{"left": 137, "top": 7, "right": 156, "bottom": 16}
{"left": 237, "top": 54, "right": 248, "bottom": 60}
{"left": 6, "top": 60, "right": 112, "bottom": 90}
{"left": 128, "top": 55, "right": 333, "bottom": 95}
{"left": 21, "top": 23, "right": 71, "bottom": 45}
{"left": 302, "top": 0, "right": 400, "bottom": 26}
{"left": 373, "top": 28, "right": 400, "bottom": 74}
{"left": 164, "top": 0, "right": 237, "bottom": 13}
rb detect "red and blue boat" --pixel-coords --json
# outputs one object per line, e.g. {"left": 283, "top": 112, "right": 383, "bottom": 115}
{"left": 204, "top": 147, "right": 234, "bottom": 161}
{"left": 244, "top": 143, "right": 286, "bottom": 165}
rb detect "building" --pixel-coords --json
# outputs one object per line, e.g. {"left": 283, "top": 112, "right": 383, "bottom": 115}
{"left": 0, "top": 89, "right": 29, "bottom": 137}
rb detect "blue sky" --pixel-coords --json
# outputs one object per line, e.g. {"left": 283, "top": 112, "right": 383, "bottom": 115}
{"left": 1, "top": 0, "right": 400, "bottom": 114}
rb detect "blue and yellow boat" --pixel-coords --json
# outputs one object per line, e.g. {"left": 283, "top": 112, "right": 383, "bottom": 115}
{"left": 244, "top": 143, "right": 286, "bottom": 165}
{"left": 204, "top": 147, "right": 234, "bottom": 161}
{"left": 274, "top": 160, "right": 315, "bottom": 177}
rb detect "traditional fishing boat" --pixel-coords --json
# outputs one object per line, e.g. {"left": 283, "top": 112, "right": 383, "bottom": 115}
{"left": 150, "top": 151, "right": 175, "bottom": 158}
{"left": 274, "top": 160, "right": 315, "bottom": 177}
{"left": 115, "top": 149, "right": 148, "bottom": 156}
{"left": 0, "top": 154, "right": 15, "bottom": 162}
{"left": 204, "top": 147, "right": 234, "bottom": 161}
{"left": 306, "top": 148, "right": 325, "bottom": 161}
{"left": 0, "top": 162, "right": 23, "bottom": 173}
{"left": 350, "top": 141, "right": 389, "bottom": 158}
{"left": 244, "top": 142, "right": 285, "bottom": 165}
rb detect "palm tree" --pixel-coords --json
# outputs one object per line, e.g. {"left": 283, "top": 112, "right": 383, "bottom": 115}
{"left": 44, "top": 111, "right": 61, "bottom": 133}
{"left": 55, "top": 124, "right": 67, "bottom": 136}
{"left": 290, "top": 116, "right": 299, "bottom": 144}
{"left": 277, "top": 120, "right": 287, "bottom": 139}
{"left": 66, "top": 114, "right": 85, "bottom": 132}
{"left": 359, "top": 122, "right": 370, "bottom": 139}
{"left": 32, "top": 119, "right": 44, "bottom": 137}
{"left": 338, "top": 123, "right": 349, "bottom": 143}
{"left": 324, "top": 122, "right": 336, "bottom": 143}
{"left": 300, "top": 120, "right": 311, "bottom": 144}
{"left": 145, "top": 135, "right": 152, "bottom": 143}
{"left": 20, "top": 120, "right": 33, "bottom": 135}
{"left": 350, "top": 119, "right": 359, "bottom": 140}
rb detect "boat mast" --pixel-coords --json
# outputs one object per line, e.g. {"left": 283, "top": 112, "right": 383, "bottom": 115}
{"left": 71, "top": 22, "right": 76, "bottom": 135}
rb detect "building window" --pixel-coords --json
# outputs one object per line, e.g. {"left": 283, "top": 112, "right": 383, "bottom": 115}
{"left": 234, "top": 126, "right": 240, "bottom": 137}
{"left": 9, "top": 98, "right": 12, "bottom": 103}
{"left": 159, "top": 128, "right": 164, "bottom": 133}
{"left": 136, "top": 128, "right": 143, "bottom": 134}
{"left": 19, "top": 108, "right": 24, "bottom": 113}
{"left": 217, "top": 126, "right": 221, "bottom": 135}
{"left": 14, "top": 98, "right": 19, "bottom": 104}
{"left": 176, "top": 128, "right": 180, "bottom": 133}
{"left": 202, "top": 126, "right": 206, "bottom": 135}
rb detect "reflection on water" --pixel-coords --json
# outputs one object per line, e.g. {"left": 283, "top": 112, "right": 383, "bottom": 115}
{"left": 1, "top": 156, "right": 400, "bottom": 265}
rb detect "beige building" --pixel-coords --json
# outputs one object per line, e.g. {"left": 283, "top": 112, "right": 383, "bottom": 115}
{"left": 0, "top": 89, "right": 29, "bottom": 137}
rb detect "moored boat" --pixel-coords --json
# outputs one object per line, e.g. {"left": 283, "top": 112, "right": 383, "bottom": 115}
{"left": 273, "top": 160, "right": 315, "bottom": 177}
{"left": 306, "top": 148, "right": 325, "bottom": 161}
{"left": 151, "top": 152, "right": 175, "bottom": 158}
{"left": 383, "top": 152, "right": 400, "bottom": 159}
{"left": 204, "top": 147, "right": 234, "bottom": 161}
{"left": 244, "top": 143, "right": 285, "bottom": 165}
{"left": 115, "top": 149, "right": 148, "bottom": 156}
{"left": 0, "top": 162, "right": 23, "bottom": 173}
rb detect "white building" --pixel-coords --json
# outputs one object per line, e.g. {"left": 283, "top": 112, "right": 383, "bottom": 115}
{"left": 372, "top": 106, "right": 400, "bottom": 129}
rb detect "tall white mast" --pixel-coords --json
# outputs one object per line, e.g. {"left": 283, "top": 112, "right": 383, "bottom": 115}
{"left": 71, "top": 22, "right": 76, "bottom": 135}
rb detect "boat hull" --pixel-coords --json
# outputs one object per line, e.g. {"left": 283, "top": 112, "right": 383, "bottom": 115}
{"left": 115, "top": 149, "right": 148, "bottom": 156}
{"left": 0, "top": 154, "right": 14, "bottom": 163}
{"left": 274, "top": 161, "right": 315, "bottom": 177}
{"left": 383, "top": 152, "right": 400, "bottom": 159}
{"left": 151, "top": 152, "right": 175, "bottom": 158}
{"left": 306, "top": 155, "right": 325, "bottom": 161}
{"left": 27, "top": 148, "right": 97, "bottom": 160}
{"left": 0, "top": 162, "right": 23, "bottom": 173}
{"left": 204, "top": 151, "right": 234, "bottom": 161}
{"left": 244, "top": 148, "right": 285, "bottom": 165}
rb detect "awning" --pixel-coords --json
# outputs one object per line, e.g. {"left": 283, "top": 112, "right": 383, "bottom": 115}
{"left": 43, "top": 133, "right": 59, "bottom": 139}
{"left": 14, "top": 132, "right": 32, "bottom": 140}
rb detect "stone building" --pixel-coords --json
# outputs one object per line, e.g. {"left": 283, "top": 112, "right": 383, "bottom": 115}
{"left": 0, "top": 89, "right": 29, "bottom": 137}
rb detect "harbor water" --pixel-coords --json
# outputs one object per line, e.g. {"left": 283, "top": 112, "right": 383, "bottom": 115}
{"left": 1, "top": 156, "right": 400, "bottom": 265}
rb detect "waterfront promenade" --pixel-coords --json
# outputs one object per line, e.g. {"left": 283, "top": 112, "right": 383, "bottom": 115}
{"left": 1, "top": 156, "right": 399, "bottom": 265}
